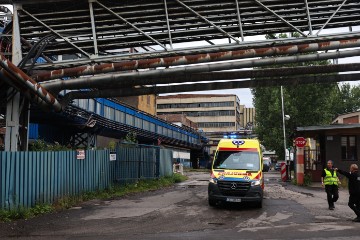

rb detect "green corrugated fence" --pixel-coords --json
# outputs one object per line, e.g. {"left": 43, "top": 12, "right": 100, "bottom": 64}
{"left": 0, "top": 147, "right": 173, "bottom": 210}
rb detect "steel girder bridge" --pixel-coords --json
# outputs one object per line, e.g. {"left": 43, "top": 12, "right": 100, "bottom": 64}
{"left": 0, "top": 0, "right": 360, "bottom": 151}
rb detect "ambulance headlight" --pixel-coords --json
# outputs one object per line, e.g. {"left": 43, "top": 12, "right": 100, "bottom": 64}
{"left": 209, "top": 178, "right": 218, "bottom": 184}
{"left": 209, "top": 172, "right": 218, "bottom": 184}
{"left": 251, "top": 180, "right": 261, "bottom": 186}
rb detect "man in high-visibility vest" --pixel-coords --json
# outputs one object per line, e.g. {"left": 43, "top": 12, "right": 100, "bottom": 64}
{"left": 321, "top": 160, "right": 339, "bottom": 210}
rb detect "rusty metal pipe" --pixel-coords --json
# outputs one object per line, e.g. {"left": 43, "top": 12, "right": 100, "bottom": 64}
{"left": 0, "top": 70, "right": 54, "bottom": 110}
{"left": 42, "top": 47, "right": 360, "bottom": 92}
{"left": 61, "top": 73, "right": 360, "bottom": 106}
{"left": 33, "top": 37, "right": 360, "bottom": 82}
{"left": 0, "top": 55, "right": 62, "bottom": 112}
{"left": 89, "top": 63, "right": 360, "bottom": 89}
{"left": 30, "top": 32, "right": 360, "bottom": 71}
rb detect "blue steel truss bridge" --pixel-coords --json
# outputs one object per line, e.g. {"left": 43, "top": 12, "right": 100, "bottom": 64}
{"left": 0, "top": 0, "right": 360, "bottom": 151}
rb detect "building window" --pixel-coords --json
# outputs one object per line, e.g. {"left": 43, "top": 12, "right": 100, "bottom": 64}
{"left": 157, "top": 110, "right": 235, "bottom": 117}
{"left": 157, "top": 101, "right": 234, "bottom": 109}
{"left": 197, "top": 122, "right": 235, "bottom": 128}
{"left": 341, "top": 136, "right": 357, "bottom": 161}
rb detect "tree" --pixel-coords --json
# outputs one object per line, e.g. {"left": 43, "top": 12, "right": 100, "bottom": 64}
{"left": 335, "top": 83, "right": 360, "bottom": 114}
{"left": 252, "top": 33, "right": 340, "bottom": 159}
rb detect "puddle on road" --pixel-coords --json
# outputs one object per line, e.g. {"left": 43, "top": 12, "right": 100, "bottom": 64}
{"left": 208, "top": 222, "right": 225, "bottom": 225}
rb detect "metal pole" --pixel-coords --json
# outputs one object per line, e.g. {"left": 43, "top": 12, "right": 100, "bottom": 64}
{"left": 21, "top": 8, "right": 91, "bottom": 58}
{"left": 95, "top": 1, "right": 168, "bottom": 50}
{"left": 5, "top": 3, "right": 22, "bottom": 151}
{"left": 163, "top": 0, "right": 173, "bottom": 49}
{"left": 88, "top": 0, "right": 99, "bottom": 56}
{"left": 304, "top": 0, "right": 313, "bottom": 35}
{"left": 281, "top": 86, "right": 287, "bottom": 161}
{"left": 175, "top": 0, "right": 241, "bottom": 44}
{"left": 281, "top": 86, "right": 289, "bottom": 180}
{"left": 316, "top": 0, "right": 348, "bottom": 36}
{"left": 254, "top": 0, "right": 307, "bottom": 37}
{"left": 235, "top": 0, "right": 244, "bottom": 41}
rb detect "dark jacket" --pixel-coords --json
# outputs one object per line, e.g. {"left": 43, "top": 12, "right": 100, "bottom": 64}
{"left": 337, "top": 169, "right": 360, "bottom": 195}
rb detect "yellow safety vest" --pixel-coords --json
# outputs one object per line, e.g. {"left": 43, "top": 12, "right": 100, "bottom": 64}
{"left": 324, "top": 169, "right": 338, "bottom": 186}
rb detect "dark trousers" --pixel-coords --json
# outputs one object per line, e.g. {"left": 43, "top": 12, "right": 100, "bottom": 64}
{"left": 348, "top": 194, "right": 360, "bottom": 218}
{"left": 325, "top": 184, "right": 339, "bottom": 207}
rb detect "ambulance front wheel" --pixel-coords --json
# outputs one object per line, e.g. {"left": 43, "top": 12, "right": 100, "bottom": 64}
{"left": 208, "top": 198, "right": 217, "bottom": 207}
{"left": 255, "top": 200, "right": 263, "bottom": 208}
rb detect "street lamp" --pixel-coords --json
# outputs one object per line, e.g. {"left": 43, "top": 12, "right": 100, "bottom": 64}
{"left": 281, "top": 86, "right": 291, "bottom": 180}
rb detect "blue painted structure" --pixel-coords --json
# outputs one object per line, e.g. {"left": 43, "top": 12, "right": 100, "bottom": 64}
{"left": 29, "top": 97, "right": 205, "bottom": 149}
{"left": 0, "top": 147, "right": 173, "bottom": 209}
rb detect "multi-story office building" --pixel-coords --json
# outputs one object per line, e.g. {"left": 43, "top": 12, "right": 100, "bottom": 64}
{"left": 117, "top": 95, "right": 156, "bottom": 116}
{"left": 242, "top": 107, "right": 256, "bottom": 130}
{"left": 157, "top": 94, "right": 255, "bottom": 154}
{"left": 157, "top": 94, "right": 242, "bottom": 132}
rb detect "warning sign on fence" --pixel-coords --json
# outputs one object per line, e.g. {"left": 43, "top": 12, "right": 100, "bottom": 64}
{"left": 110, "top": 152, "right": 116, "bottom": 161}
{"left": 76, "top": 149, "right": 85, "bottom": 160}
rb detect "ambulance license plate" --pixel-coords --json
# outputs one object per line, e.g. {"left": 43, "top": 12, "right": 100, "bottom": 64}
{"left": 226, "top": 197, "right": 241, "bottom": 202}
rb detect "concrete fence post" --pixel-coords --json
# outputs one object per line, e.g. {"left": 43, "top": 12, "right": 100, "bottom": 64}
{"left": 296, "top": 146, "right": 305, "bottom": 185}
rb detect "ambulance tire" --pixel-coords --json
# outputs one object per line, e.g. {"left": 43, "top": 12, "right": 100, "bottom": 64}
{"left": 208, "top": 198, "right": 217, "bottom": 207}
{"left": 255, "top": 200, "right": 263, "bottom": 208}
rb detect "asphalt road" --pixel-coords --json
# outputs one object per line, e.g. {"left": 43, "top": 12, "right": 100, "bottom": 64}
{"left": 1, "top": 170, "right": 360, "bottom": 240}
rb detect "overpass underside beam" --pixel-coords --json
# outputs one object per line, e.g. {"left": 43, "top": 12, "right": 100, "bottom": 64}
{"left": 0, "top": 0, "right": 359, "bottom": 70}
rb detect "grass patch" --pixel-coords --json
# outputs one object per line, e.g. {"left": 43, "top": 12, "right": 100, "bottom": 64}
{"left": 0, "top": 204, "right": 54, "bottom": 222}
{"left": 0, "top": 174, "right": 187, "bottom": 222}
{"left": 291, "top": 172, "right": 312, "bottom": 187}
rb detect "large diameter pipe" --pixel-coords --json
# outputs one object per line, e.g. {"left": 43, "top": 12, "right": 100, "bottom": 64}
{"left": 50, "top": 63, "right": 360, "bottom": 90}
{"left": 33, "top": 37, "right": 360, "bottom": 82}
{"left": 31, "top": 32, "right": 360, "bottom": 71}
{"left": 0, "top": 70, "right": 53, "bottom": 110}
{"left": 61, "top": 72, "right": 360, "bottom": 105}
{"left": 0, "top": 55, "right": 62, "bottom": 112}
{"left": 43, "top": 47, "right": 360, "bottom": 92}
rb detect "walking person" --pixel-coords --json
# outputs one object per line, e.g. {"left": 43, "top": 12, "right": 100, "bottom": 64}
{"left": 321, "top": 160, "right": 339, "bottom": 210}
{"left": 335, "top": 164, "right": 360, "bottom": 222}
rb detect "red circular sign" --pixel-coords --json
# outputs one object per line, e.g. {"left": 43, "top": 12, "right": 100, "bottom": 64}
{"left": 295, "top": 137, "right": 306, "bottom": 148}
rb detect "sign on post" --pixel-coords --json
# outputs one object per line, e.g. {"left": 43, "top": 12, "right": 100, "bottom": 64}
{"left": 76, "top": 149, "right": 85, "bottom": 160}
{"left": 295, "top": 137, "right": 306, "bottom": 148}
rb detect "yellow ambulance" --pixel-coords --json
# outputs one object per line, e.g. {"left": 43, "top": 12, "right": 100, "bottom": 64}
{"left": 208, "top": 138, "right": 264, "bottom": 207}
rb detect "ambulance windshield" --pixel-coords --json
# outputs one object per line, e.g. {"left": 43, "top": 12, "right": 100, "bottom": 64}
{"left": 213, "top": 151, "right": 260, "bottom": 171}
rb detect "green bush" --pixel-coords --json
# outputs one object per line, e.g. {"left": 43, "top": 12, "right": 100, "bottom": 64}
{"left": 303, "top": 173, "right": 312, "bottom": 186}
{"left": 29, "top": 139, "right": 71, "bottom": 151}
